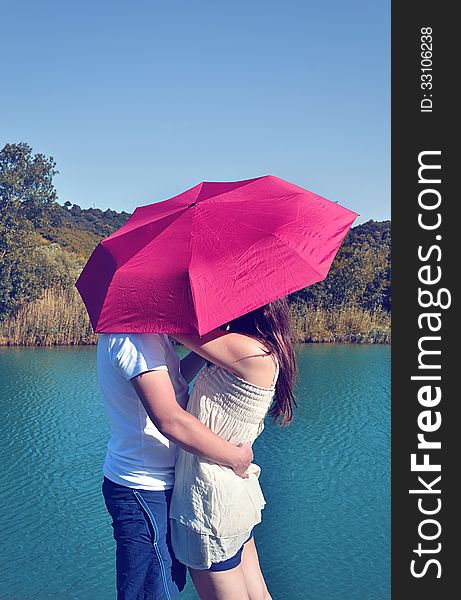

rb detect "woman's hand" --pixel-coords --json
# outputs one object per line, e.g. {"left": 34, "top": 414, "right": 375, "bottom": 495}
{"left": 230, "top": 443, "right": 253, "bottom": 479}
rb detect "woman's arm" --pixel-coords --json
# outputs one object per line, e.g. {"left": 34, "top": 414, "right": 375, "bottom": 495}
{"left": 179, "top": 350, "right": 206, "bottom": 384}
{"left": 131, "top": 369, "right": 252, "bottom": 477}
{"left": 172, "top": 330, "right": 276, "bottom": 388}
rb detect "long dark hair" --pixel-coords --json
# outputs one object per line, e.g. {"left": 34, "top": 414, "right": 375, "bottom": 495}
{"left": 226, "top": 297, "right": 298, "bottom": 425}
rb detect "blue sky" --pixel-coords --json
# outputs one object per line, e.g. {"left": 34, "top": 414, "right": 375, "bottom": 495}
{"left": 1, "top": 0, "right": 389, "bottom": 224}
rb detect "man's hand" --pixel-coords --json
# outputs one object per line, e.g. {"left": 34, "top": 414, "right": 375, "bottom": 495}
{"left": 131, "top": 370, "right": 254, "bottom": 472}
{"left": 230, "top": 444, "right": 253, "bottom": 479}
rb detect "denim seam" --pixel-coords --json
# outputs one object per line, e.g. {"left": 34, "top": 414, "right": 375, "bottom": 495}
{"left": 133, "top": 490, "right": 172, "bottom": 600}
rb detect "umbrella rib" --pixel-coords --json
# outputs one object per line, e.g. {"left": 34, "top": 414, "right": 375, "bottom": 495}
{"left": 193, "top": 182, "right": 204, "bottom": 203}
{"left": 186, "top": 199, "right": 200, "bottom": 329}
{"left": 205, "top": 191, "right": 304, "bottom": 207}
{"left": 104, "top": 210, "right": 191, "bottom": 270}
{"left": 196, "top": 176, "right": 265, "bottom": 203}
{"left": 270, "top": 232, "right": 325, "bottom": 281}
{"left": 103, "top": 207, "right": 188, "bottom": 244}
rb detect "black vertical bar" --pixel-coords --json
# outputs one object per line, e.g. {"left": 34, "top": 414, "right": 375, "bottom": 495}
{"left": 392, "top": 1, "right": 458, "bottom": 598}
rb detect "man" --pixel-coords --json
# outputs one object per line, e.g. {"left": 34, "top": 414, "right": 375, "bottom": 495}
{"left": 97, "top": 332, "right": 252, "bottom": 600}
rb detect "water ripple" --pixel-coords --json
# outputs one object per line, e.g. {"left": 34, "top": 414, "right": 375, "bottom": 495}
{"left": 0, "top": 344, "right": 390, "bottom": 600}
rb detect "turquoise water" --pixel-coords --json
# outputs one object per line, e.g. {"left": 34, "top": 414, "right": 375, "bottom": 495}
{"left": 0, "top": 344, "right": 390, "bottom": 599}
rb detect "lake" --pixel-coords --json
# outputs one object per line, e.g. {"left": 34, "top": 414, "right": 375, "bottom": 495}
{"left": 0, "top": 344, "right": 390, "bottom": 599}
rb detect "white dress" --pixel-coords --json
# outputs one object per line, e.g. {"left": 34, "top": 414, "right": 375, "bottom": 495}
{"left": 169, "top": 359, "right": 279, "bottom": 569}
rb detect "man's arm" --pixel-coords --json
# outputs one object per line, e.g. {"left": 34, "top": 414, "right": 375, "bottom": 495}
{"left": 131, "top": 369, "right": 252, "bottom": 477}
{"left": 179, "top": 350, "right": 206, "bottom": 384}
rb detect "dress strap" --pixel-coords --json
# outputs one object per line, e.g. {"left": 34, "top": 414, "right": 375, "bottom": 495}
{"left": 271, "top": 354, "right": 280, "bottom": 388}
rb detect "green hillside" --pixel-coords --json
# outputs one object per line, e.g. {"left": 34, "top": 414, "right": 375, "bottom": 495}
{"left": 42, "top": 204, "right": 130, "bottom": 258}
{"left": 0, "top": 143, "right": 390, "bottom": 345}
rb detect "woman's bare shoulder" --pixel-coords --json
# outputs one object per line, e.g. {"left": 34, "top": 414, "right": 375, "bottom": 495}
{"left": 221, "top": 331, "right": 267, "bottom": 356}
{"left": 224, "top": 333, "right": 277, "bottom": 388}
{"left": 172, "top": 329, "right": 276, "bottom": 387}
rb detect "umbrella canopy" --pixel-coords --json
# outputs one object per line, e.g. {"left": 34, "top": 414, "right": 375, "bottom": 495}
{"left": 76, "top": 175, "right": 359, "bottom": 335}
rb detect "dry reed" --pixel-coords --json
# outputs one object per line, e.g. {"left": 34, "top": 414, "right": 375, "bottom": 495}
{"left": 0, "top": 290, "right": 391, "bottom": 346}
{"left": 291, "top": 304, "right": 391, "bottom": 343}
{"left": 0, "top": 288, "right": 97, "bottom": 346}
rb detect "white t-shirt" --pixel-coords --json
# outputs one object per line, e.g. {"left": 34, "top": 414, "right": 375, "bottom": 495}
{"left": 97, "top": 333, "right": 189, "bottom": 490}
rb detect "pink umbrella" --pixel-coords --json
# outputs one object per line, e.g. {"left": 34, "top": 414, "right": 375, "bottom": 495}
{"left": 76, "top": 175, "right": 358, "bottom": 335}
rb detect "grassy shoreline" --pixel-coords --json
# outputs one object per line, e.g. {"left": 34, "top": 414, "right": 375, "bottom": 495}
{"left": 0, "top": 289, "right": 390, "bottom": 346}
{"left": 291, "top": 304, "right": 390, "bottom": 344}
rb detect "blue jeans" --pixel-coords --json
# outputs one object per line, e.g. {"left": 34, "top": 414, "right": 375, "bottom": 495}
{"left": 102, "top": 477, "right": 186, "bottom": 600}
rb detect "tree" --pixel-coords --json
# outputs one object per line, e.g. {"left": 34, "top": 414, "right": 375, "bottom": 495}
{"left": 0, "top": 143, "right": 60, "bottom": 319}
{"left": 289, "top": 221, "right": 391, "bottom": 313}
{"left": 0, "top": 142, "right": 58, "bottom": 227}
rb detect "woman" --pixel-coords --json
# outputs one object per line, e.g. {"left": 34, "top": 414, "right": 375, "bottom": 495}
{"left": 170, "top": 297, "right": 297, "bottom": 600}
